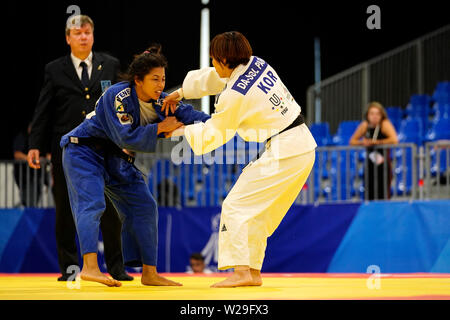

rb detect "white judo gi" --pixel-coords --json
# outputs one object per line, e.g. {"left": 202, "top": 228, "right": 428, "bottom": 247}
{"left": 178, "top": 56, "right": 317, "bottom": 270}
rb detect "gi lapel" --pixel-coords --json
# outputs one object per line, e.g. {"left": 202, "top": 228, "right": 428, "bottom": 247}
{"left": 152, "top": 100, "right": 166, "bottom": 122}
{"left": 130, "top": 86, "right": 141, "bottom": 126}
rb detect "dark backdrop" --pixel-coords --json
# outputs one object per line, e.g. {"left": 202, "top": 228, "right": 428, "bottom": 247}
{"left": 3, "top": 0, "right": 448, "bottom": 159}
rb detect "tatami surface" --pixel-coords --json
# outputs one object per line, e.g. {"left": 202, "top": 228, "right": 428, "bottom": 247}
{"left": 0, "top": 273, "right": 449, "bottom": 300}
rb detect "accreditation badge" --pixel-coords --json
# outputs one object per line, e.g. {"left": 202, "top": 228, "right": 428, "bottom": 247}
{"left": 101, "top": 80, "right": 112, "bottom": 93}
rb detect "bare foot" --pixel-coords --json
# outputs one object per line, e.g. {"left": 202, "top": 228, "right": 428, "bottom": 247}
{"left": 141, "top": 273, "right": 183, "bottom": 286}
{"left": 141, "top": 264, "right": 182, "bottom": 286}
{"left": 80, "top": 253, "right": 122, "bottom": 287}
{"left": 211, "top": 269, "right": 255, "bottom": 288}
{"left": 250, "top": 269, "right": 263, "bottom": 286}
{"left": 80, "top": 269, "right": 122, "bottom": 287}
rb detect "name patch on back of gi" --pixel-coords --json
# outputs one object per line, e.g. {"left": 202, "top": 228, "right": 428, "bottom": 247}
{"left": 231, "top": 56, "right": 267, "bottom": 95}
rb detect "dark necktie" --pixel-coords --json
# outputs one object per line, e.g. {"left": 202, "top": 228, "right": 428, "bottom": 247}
{"left": 79, "top": 61, "right": 89, "bottom": 87}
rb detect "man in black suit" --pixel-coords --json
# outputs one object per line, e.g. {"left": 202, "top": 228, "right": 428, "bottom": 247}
{"left": 27, "top": 15, "right": 132, "bottom": 281}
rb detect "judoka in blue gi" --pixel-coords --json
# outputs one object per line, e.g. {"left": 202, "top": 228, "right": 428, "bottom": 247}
{"left": 61, "top": 45, "right": 210, "bottom": 287}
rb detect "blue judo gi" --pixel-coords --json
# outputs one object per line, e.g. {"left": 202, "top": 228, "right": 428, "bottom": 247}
{"left": 60, "top": 81, "right": 210, "bottom": 267}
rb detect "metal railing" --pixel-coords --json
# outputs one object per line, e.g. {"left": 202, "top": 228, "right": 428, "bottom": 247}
{"left": 0, "top": 159, "right": 54, "bottom": 208}
{"left": 424, "top": 141, "right": 450, "bottom": 199}
{"left": 304, "top": 143, "right": 419, "bottom": 204}
{"left": 306, "top": 25, "right": 450, "bottom": 134}
{"left": 2, "top": 142, "right": 447, "bottom": 209}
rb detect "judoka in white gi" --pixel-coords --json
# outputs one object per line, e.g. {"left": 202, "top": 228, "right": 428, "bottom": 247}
{"left": 164, "top": 32, "right": 317, "bottom": 287}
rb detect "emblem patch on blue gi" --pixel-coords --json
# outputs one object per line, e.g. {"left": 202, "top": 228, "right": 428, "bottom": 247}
{"left": 117, "top": 112, "right": 133, "bottom": 125}
{"left": 116, "top": 88, "right": 131, "bottom": 101}
{"left": 101, "top": 80, "right": 112, "bottom": 93}
{"left": 116, "top": 103, "right": 125, "bottom": 113}
{"left": 115, "top": 93, "right": 128, "bottom": 114}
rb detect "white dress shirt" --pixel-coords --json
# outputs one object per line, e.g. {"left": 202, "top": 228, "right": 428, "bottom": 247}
{"left": 71, "top": 51, "right": 93, "bottom": 81}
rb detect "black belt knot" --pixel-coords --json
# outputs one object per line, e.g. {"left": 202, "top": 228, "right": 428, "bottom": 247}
{"left": 267, "top": 113, "right": 304, "bottom": 143}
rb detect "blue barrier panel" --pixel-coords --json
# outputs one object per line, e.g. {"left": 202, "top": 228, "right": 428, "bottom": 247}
{"left": 0, "top": 208, "right": 57, "bottom": 273}
{"left": 327, "top": 200, "right": 450, "bottom": 273}
{"left": 0, "top": 209, "right": 23, "bottom": 258}
{"left": 1, "top": 201, "right": 448, "bottom": 273}
{"left": 158, "top": 207, "right": 222, "bottom": 273}
{"left": 262, "top": 203, "right": 361, "bottom": 272}
{"left": 431, "top": 239, "right": 450, "bottom": 273}
{"left": 157, "top": 203, "right": 360, "bottom": 273}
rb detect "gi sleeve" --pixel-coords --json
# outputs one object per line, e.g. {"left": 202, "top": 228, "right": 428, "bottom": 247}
{"left": 29, "top": 64, "right": 54, "bottom": 151}
{"left": 98, "top": 89, "right": 159, "bottom": 152}
{"left": 184, "top": 91, "right": 242, "bottom": 155}
{"left": 174, "top": 101, "right": 211, "bottom": 125}
{"left": 182, "top": 67, "right": 227, "bottom": 99}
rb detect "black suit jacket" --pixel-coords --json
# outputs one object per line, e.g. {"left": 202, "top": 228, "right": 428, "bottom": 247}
{"left": 29, "top": 52, "right": 120, "bottom": 164}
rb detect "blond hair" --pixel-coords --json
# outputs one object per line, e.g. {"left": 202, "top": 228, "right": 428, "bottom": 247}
{"left": 65, "top": 15, "right": 94, "bottom": 35}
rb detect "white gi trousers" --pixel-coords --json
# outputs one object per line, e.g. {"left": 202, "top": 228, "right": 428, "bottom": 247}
{"left": 218, "top": 124, "right": 316, "bottom": 270}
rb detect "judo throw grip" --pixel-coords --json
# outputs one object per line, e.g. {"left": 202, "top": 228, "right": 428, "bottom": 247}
{"left": 66, "top": 265, "right": 81, "bottom": 289}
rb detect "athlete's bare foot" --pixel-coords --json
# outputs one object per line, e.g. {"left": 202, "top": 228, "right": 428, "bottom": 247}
{"left": 211, "top": 266, "right": 260, "bottom": 288}
{"left": 80, "top": 253, "right": 122, "bottom": 287}
{"left": 141, "top": 265, "right": 182, "bottom": 286}
{"left": 80, "top": 269, "right": 122, "bottom": 287}
{"left": 250, "top": 268, "right": 263, "bottom": 286}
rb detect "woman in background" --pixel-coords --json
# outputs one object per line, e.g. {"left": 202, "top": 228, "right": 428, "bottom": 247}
{"left": 350, "top": 102, "right": 398, "bottom": 200}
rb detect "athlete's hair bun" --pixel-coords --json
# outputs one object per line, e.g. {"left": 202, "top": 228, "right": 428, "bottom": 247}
{"left": 144, "top": 43, "right": 162, "bottom": 55}
{"left": 119, "top": 43, "right": 167, "bottom": 84}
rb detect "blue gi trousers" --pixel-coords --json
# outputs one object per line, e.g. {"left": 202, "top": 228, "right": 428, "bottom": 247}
{"left": 62, "top": 143, "right": 158, "bottom": 267}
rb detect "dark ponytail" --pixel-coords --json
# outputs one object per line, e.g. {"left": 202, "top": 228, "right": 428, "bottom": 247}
{"left": 120, "top": 43, "right": 168, "bottom": 84}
